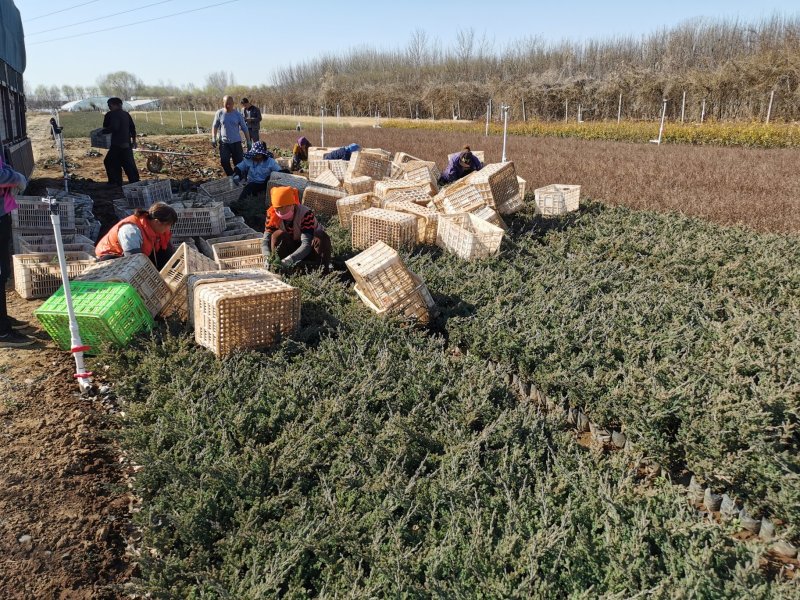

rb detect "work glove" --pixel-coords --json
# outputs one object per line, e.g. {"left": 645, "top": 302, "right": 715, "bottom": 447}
{"left": 232, "top": 175, "right": 241, "bottom": 186}
{"left": 211, "top": 139, "right": 217, "bottom": 149}
{"left": 280, "top": 256, "right": 296, "bottom": 270}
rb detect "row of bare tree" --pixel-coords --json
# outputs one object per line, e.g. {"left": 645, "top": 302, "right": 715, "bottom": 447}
{"left": 28, "top": 16, "right": 800, "bottom": 122}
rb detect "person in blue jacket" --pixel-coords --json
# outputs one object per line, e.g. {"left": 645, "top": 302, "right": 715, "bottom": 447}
{"left": 323, "top": 143, "right": 360, "bottom": 161}
{"left": 438, "top": 146, "right": 483, "bottom": 185}
{"left": 232, "top": 141, "right": 284, "bottom": 201}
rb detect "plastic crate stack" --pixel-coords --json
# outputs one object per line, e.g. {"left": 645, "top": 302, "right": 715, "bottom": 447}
{"left": 46, "top": 188, "right": 102, "bottom": 242}
{"left": 345, "top": 241, "right": 436, "bottom": 324}
{"left": 196, "top": 206, "right": 260, "bottom": 258}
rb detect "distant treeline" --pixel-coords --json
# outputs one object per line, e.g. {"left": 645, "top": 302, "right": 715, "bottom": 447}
{"left": 29, "top": 15, "right": 800, "bottom": 122}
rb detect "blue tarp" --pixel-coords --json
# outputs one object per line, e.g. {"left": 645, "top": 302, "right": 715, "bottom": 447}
{"left": 0, "top": 0, "right": 25, "bottom": 74}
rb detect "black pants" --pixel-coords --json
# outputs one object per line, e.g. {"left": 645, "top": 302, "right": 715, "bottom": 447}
{"left": 238, "top": 181, "right": 268, "bottom": 202}
{"left": 104, "top": 146, "right": 140, "bottom": 186}
{"left": 219, "top": 142, "right": 244, "bottom": 176}
{"left": 0, "top": 213, "right": 11, "bottom": 333}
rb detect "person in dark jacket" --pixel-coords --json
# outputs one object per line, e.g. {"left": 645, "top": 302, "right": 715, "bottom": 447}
{"left": 241, "top": 98, "right": 262, "bottom": 142}
{"left": 323, "top": 143, "right": 360, "bottom": 161}
{"left": 102, "top": 97, "right": 140, "bottom": 186}
{"left": 438, "top": 146, "right": 482, "bottom": 185}
{"left": 291, "top": 136, "right": 311, "bottom": 171}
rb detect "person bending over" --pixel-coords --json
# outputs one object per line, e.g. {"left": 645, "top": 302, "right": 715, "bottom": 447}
{"left": 95, "top": 202, "right": 178, "bottom": 269}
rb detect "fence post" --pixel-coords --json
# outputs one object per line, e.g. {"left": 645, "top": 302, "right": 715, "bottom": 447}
{"left": 766, "top": 90, "right": 775, "bottom": 124}
{"left": 521, "top": 98, "right": 526, "bottom": 122}
{"left": 179, "top": 107, "right": 184, "bottom": 128}
{"left": 617, "top": 93, "right": 622, "bottom": 123}
{"left": 680, "top": 91, "right": 686, "bottom": 123}
{"left": 485, "top": 102, "right": 490, "bottom": 137}
{"left": 565, "top": 99, "right": 568, "bottom": 122}
{"left": 194, "top": 109, "right": 200, "bottom": 134}
{"left": 700, "top": 98, "right": 706, "bottom": 123}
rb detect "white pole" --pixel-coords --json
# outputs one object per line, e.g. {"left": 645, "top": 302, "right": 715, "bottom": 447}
{"left": 617, "top": 93, "right": 622, "bottom": 123}
{"left": 521, "top": 98, "right": 526, "bottom": 122}
{"left": 145, "top": 111, "right": 149, "bottom": 123}
{"left": 766, "top": 90, "right": 775, "bottom": 124}
{"left": 320, "top": 106, "right": 325, "bottom": 147}
{"left": 700, "top": 98, "right": 706, "bottom": 123}
{"left": 565, "top": 99, "right": 568, "bottom": 122}
{"left": 159, "top": 109, "right": 164, "bottom": 125}
{"left": 388, "top": 102, "right": 391, "bottom": 119}
{"left": 650, "top": 99, "right": 667, "bottom": 145}
{"left": 194, "top": 109, "right": 200, "bottom": 134}
{"left": 501, "top": 104, "right": 510, "bottom": 162}
{"left": 485, "top": 102, "right": 490, "bottom": 137}
{"left": 45, "top": 197, "right": 92, "bottom": 394}
{"left": 179, "top": 107, "right": 184, "bottom": 128}
{"left": 680, "top": 91, "right": 686, "bottom": 123}
{"left": 578, "top": 103, "right": 582, "bottom": 123}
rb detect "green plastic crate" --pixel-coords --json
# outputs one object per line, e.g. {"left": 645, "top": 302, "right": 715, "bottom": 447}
{"left": 35, "top": 281, "right": 154, "bottom": 353}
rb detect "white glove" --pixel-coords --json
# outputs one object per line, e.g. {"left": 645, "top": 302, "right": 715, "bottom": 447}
{"left": 281, "top": 256, "right": 296, "bottom": 269}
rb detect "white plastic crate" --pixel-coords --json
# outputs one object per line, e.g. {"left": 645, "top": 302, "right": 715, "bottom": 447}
{"left": 534, "top": 184, "right": 581, "bottom": 215}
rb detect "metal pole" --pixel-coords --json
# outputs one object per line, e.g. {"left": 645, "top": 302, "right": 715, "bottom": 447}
{"left": 521, "top": 98, "right": 525, "bottom": 122}
{"left": 680, "top": 91, "right": 686, "bottom": 123}
{"left": 700, "top": 98, "right": 706, "bottom": 123}
{"left": 485, "top": 102, "right": 490, "bottom": 137}
{"left": 194, "top": 109, "right": 200, "bottom": 134}
{"left": 565, "top": 99, "right": 568, "bottom": 122}
{"left": 650, "top": 99, "right": 667, "bottom": 145}
{"left": 179, "top": 107, "right": 184, "bottom": 128}
{"left": 159, "top": 109, "right": 164, "bottom": 125}
{"left": 50, "top": 116, "right": 69, "bottom": 193}
{"left": 45, "top": 197, "right": 92, "bottom": 394}
{"left": 617, "top": 93, "right": 622, "bottom": 123}
{"left": 320, "top": 106, "right": 325, "bottom": 147}
{"left": 766, "top": 90, "right": 775, "bottom": 124}
{"left": 501, "top": 105, "right": 510, "bottom": 162}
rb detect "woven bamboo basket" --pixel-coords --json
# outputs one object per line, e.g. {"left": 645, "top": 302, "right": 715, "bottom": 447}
{"left": 401, "top": 160, "right": 439, "bottom": 195}
{"left": 12, "top": 196, "right": 75, "bottom": 234}
{"left": 303, "top": 185, "right": 347, "bottom": 217}
{"left": 351, "top": 207, "right": 418, "bottom": 251}
{"left": 158, "top": 243, "right": 218, "bottom": 320}
{"left": 307, "top": 148, "right": 331, "bottom": 162}
{"left": 312, "top": 169, "right": 342, "bottom": 188}
{"left": 198, "top": 231, "right": 260, "bottom": 258}
{"left": 354, "top": 274, "right": 435, "bottom": 324}
{"left": 308, "top": 160, "right": 330, "bottom": 180}
{"left": 382, "top": 200, "right": 438, "bottom": 245}
{"left": 77, "top": 253, "right": 172, "bottom": 316}
{"left": 496, "top": 191, "right": 526, "bottom": 216}
{"left": 383, "top": 187, "right": 433, "bottom": 207}
{"left": 336, "top": 194, "right": 374, "bottom": 229}
{"left": 198, "top": 177, "right": 242, "bottom": 207}
{"left": 16, "top": 233, "right": 95, "bottom": 256}
{"left": 186, "top": 269, "right": 281, "bottom": 325}
{"left": 122, "top": 179, "right": 172, "bottom": 208}
{"left": 464, "top": 162, "right": 519, "bottom": 209}
{"left": 517, "top": 176, "right": 526, "bottom": 200}
{"left": 351, "top": 151, "right": 392, "bottom": 180}
{"left": 374, "top": 180, "right": 421, "bottom": 199}
{"left": 13, "top": 252, "right": 96, "bottom": 300}
{"left": 432, "top": 179, "right": 486, "bottom": 214}
{"left": 212, "top": 238, "right": 264, "bottom": 270}
{"left": 193, "top": 277, "right": 300, "bottom": 357}
{"left": 534, "top": 184, "right": 581, "bottom": 215}
{"left": 159, "top": 243, "right": 218, "bottom": 293}
{"left": 471, "top": 205, "right": 507, "bottom": 230}
{"left": 392, "top": 151, "right": 423, "bottom": 165}
{"left": 344, "top": 175, "right": 374, "bottom": 195}
{"left": 436, "top": 213, "right": 504, "bottom": 260}
{"left": 346, "top": 241, "right": 435, "bottom": 323}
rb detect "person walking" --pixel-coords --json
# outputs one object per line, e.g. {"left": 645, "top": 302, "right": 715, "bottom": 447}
{"left": 0, "top": 154, "right": 34, "bottom": 347}
{"left": 241, "top": 98, "right": 262, "bottom": 142}
{"left": 212, "top": 95, "right": 252, "bottom": 176}
{"left": 102, "top": 97, "right": 140, "bottom": 186}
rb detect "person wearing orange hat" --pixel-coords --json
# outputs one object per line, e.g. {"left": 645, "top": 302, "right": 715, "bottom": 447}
{"left": 261, "top": 186, "right": 331, "bottom": 272}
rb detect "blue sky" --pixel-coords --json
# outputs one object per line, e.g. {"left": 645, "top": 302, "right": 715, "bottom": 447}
{"left": 17, "top": 0, "right": 799, "bottom": 90}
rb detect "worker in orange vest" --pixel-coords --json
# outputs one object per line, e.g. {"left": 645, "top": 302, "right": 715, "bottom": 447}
{"left": 96, "top": 202, "right": 178, "bottom": 268}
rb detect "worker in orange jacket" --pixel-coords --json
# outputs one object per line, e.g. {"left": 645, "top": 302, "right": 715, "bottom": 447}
{"left": 96, "top": 202, "right": 178, "bottom": 268}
